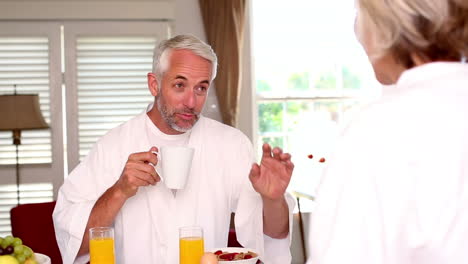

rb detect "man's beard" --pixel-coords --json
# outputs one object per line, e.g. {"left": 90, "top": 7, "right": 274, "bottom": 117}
{"left": 156, "top": 92, "right": 200, "bottom": 133}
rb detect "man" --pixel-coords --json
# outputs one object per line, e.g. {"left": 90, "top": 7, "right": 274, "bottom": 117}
{"left": 53, "top": 35, "right": 295, "bottom": 264}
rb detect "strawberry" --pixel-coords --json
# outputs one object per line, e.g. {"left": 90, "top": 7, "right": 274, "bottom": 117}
{"left": 219, "top": 252, "right": 237, "bottom": 261}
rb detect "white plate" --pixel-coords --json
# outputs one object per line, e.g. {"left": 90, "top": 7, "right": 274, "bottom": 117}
{"left": 211, "top": 247, "right": 259, "bottom": 264}
{"left": 35, "top": 253, "right": 51, "bottom": 264}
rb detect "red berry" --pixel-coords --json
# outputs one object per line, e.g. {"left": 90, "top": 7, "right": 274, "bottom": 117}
{"left": 214, "top": 250, "right": 223, "bottom": 255}
{"left": 219, "top": 253, "right": 237, "bottom": 260}
{"left": 319, "top": 157, "right": 326, "bottom": 163}
{"left": 307, "top": 154, "right": 313, "bottom": 159}
{"left": 244, "top": 254, "right": 252, "bottom": 259}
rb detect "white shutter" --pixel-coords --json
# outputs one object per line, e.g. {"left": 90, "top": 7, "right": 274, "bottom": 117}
{"left": 0, "top": 37, "right": 52, "bottom": 164}
{"left": 65, "top": 21, "right": 171, "bottom": 170}
{"left": 76, "top": 36, "right": 157, "bottom": 159}
{"left": 0, "top": 183, "right": 53, "bottom": 237}
{"left": 0, "top": 22, "right": 62, "bottom": 237}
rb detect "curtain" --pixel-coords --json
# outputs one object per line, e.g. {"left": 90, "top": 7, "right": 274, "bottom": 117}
{"left": 199, "top": 0, "right": 246, "bottom": 127}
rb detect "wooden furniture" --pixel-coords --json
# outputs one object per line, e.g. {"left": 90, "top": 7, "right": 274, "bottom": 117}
{"left": 291, "top": 190, "right": 315, "bottom": 263}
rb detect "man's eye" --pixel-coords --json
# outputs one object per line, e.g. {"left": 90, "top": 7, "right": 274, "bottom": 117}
{"left": 196, "top": 86, "right": 207, "bottom": 93}
{"left": 175, "top": 83, "right": 184, "bottom": 88}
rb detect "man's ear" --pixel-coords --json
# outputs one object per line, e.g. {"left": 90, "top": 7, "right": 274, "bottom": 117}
{"left": 147, "top": 73, "right": 159, "bottom": 97}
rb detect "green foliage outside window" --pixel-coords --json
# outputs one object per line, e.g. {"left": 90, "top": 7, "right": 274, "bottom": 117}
{"left": 287, "top": 72, "right": 309, "bottom": 91}
{"left": 315, "top": 101, "right": 340, "bottom": 122}
{"left": 286, "top": 101, "right": 312, "bottom": 132}
{"left": 343, "top": 67, "right": 361, "bottom": 89}
{"left": 256, "top": 80, "right": 272, "bottom": 93}
{"left": 257, "top": 67, "right": 361, "bottom": 137}
{"left": 313, "top": 66, "right": 361, "bottom": 90}
{"left": 258, "top": 102, "right": 283, "bottom": 133}
{"left": 260, "top": 136, "right": 284, "bottom": 149}
{"left": 314, "top": 70, "right": 336, "bottom": 90}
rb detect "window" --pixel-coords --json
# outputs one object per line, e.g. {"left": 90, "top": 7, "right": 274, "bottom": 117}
{"left": 0, "top": 36, "right": 52, "bottom": 164}
{"left": 252, "top": 0, "right": 381, "bottom": 201}
{"left": 0, "top": 22, "right": 62, "bottom": 236}
{"left": 0, "top": 183, "right": 53, "bottom": 236}
{"left": 74, "top": 36, "right": 157, "bottom": 159}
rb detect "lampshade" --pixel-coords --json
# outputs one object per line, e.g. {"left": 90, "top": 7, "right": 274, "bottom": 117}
{"left": 0, "top": 94, "right": 49, "bottom": 131}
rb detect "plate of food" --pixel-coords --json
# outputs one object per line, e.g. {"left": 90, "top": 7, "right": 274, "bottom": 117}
{"left": 206, "top": 247, "right": 259, "bottom": 264}
{"left": 0, "top": 235, "right": 50, "bottom": 264}
{"left": 35, "top": 253, "right": 51, "bottom": 264}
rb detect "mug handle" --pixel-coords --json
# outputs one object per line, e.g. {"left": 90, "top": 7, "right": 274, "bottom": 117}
{"left": 151, "top": 151, "right": 164, "bottom": 182}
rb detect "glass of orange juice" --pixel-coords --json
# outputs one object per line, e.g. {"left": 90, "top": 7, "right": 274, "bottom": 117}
{"left": 89, "top": 227, "right": 115, "bottom": 264}
{"left": 179, "top": 226, "right": 204, "bottom": 264}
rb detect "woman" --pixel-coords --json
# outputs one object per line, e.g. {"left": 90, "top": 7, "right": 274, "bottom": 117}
{"left": 308, "top": 0, "right": 468, "bottom": 263}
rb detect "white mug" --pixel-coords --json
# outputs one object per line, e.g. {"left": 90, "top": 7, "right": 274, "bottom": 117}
{"left": 153, "top": 146, "right": 194, "bottom": 189}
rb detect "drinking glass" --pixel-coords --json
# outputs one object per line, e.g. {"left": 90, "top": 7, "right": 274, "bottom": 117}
{"left": 89, "top": 227, "right": 115, "bottom": 264}
{"left": 179, "top": 226, "right": 204, "bottom": 264}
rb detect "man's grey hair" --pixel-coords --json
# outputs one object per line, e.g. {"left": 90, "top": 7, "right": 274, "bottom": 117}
{"left": 152, "top": 34, "right": 218, "bottom": 85}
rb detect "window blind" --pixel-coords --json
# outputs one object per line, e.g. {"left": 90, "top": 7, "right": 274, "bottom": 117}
{"left": 76, "top": 36, "right": 157, "bottom": 159}
{"left": 0, "top": 183, "right": 53, "bottom": 237}
{"left": 0, "top": 37, "right": 52, "bottom": 165}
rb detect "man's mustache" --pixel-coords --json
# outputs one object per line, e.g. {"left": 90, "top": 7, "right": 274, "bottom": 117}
{"left": 173, "top": 108, "right": 200, "bottom": 117}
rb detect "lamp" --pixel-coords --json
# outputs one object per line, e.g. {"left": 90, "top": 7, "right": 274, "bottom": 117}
{"left": 0, "top": 91, "right": 49, "bottom": 205}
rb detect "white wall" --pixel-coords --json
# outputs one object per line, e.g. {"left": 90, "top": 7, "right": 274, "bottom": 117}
{"left": 0, "top": 0, "right": 173, "bottom": 20}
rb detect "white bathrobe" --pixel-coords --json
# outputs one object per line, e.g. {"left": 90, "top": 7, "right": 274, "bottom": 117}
{"left": 308, "top": 62, "right": 468, "bottom": 264}
{"left": 53, "top": 111, "right": 294, "bottom": 264}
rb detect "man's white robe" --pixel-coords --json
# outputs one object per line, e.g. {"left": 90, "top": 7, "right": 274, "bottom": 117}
{"left": 53, "top": 111, "right": 294, "bottom": 264}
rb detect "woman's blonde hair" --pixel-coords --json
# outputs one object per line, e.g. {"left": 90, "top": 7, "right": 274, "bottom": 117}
{"left": 355, "top": 0, "right": 468, "bottom": 67}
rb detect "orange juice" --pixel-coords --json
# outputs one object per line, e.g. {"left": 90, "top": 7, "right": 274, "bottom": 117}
{"left": 90, "top": 238, "right": 115, "bottom": 264}
{"left": 179, "top": 236, "right": 204, "bottom": 264}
